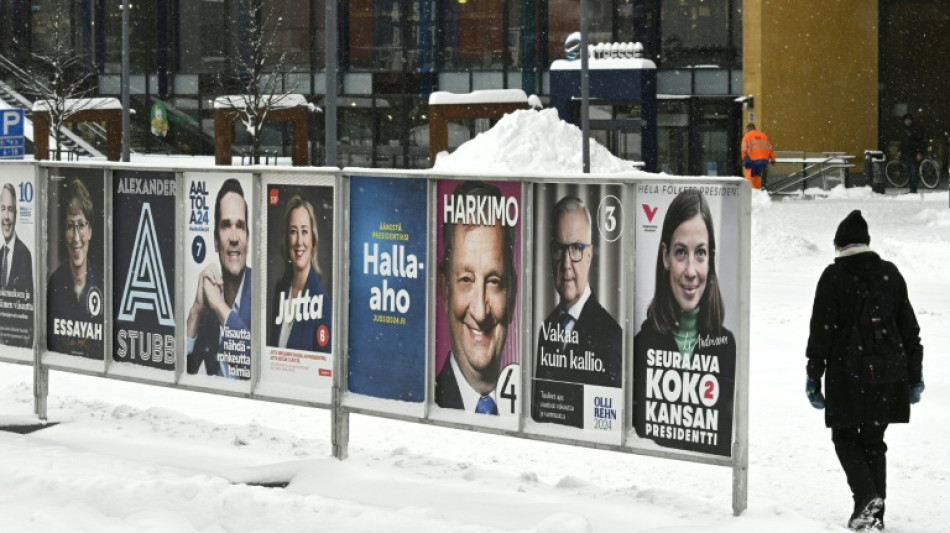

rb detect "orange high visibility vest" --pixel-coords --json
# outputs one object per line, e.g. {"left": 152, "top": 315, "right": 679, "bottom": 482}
{"left": 741, "top": 130, "right": 775, "bottom": 162}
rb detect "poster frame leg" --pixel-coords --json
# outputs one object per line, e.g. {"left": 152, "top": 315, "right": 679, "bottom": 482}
{"left": 332, "top": 407, "right": 349, "bottom": 460}
{"left": 33, "top": 363, "right": 48, "bottom": 420}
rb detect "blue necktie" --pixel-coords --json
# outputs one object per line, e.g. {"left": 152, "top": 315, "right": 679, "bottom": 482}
{"left": 475, "top": 395, "right": 498, "bottom": 415}
{"left": 560, "top": 312, "right": 575, "bottom": 352}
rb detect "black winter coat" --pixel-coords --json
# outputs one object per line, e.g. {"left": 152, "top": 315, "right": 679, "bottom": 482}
{"left": 899, "top": 123, "right": 926, "bottom": 161}
{"left": 806, "top": 250, "right": 923, "bottom": 428}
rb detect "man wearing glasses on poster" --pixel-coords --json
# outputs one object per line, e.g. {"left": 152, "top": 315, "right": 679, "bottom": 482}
{"left": 534, "top": 196, "right": 622, "bottom": 398}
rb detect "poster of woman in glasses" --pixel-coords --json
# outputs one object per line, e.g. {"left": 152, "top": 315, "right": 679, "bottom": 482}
{"left": 46, "top": 168, "right": 105, "bottom": 360}
{"left": 531, "top": 183, "right": 625, "bottom": 440}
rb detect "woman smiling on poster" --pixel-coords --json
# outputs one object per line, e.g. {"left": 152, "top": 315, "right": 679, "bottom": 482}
{"left": 269, "top": 195, "right": 331, "bottom": 353}
{"left": 633, "top": 188, "right": 735, "bottom": 455}
{"left": 47, "top": 177, "right": 103, "bottom": 358}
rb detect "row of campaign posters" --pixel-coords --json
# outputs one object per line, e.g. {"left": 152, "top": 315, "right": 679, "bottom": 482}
{"left": 348, "top": 176, "right": 741, "bottom": 457}
{"left": 32, "top": 167, "right": 335, "bottom": 402}
{"left": 0, "top": 164, "right": 740, "bottom": 458}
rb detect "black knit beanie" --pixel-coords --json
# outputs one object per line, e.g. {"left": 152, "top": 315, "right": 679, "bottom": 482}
{"left": 834, "top": 210, "right": 870, "bottom": 247}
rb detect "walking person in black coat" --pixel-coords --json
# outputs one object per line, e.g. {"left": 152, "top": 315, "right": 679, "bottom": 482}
{"left": 805, "top": 210, "right": 925, "bottom": 531}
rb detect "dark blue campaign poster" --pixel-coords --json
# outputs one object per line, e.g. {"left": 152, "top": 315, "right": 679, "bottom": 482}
{"left": 46, "top": 167, "right": 106, "bottom": 359}
{"left": 112, "top": 170, "right": 176, "bottom": 371}
{"left": 347, "top": 176, "right": 427, "bottom": 402}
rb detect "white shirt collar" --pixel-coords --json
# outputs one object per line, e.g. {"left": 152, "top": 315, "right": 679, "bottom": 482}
{"left": 449, "top": 352, "right": 496, "bottom": 412}
{"left": 563, "top": 284, "right": 592, "bottom": 320}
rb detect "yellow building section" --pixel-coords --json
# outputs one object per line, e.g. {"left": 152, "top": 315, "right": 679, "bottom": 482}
{"left": 744, "top": 1, "right": 878, "bottom": 172}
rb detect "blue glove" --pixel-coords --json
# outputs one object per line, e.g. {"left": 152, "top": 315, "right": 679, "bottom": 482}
{"left": 806, "top": 378, "right": 825, "bottom": 409}
{"left": 909, "top": 382, "right": 925, "bottom": 404}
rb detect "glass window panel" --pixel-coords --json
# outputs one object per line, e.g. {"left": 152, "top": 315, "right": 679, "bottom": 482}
{"left": 547, "top": 0, "right": 614, "bottom": 62}
{"left": 660, "top": 0, "right": 739, "bottom": 68}
{"left": 348, "top": 0, "right": 434, "bottom": 73}
{"left": 472, "top": 72, "right": 504, "bottom": 90}
{"left": 438, "top": 72, "right": 471, "bottom": 94}
{"left": 344, "top": 73, "right": 373, "bottom": 94}
{"left": 694, "top": 69, "right": 728, "bottom": 95}
{"left": 658, "top": 69, "right": 692, "bottom": 95}
{"left": 175, "top": 75, "right": 200, "bottom": 95}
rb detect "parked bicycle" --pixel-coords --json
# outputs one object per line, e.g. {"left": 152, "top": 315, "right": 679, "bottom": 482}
{"left": 885, "top": 155, "right": 940, "bottom": 189}
{"left": 884, "top": 143, "right": 943, "bottom": 189}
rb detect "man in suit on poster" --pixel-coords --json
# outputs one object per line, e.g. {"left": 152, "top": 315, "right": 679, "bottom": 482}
{"left": 186, "top": 178, "right": 252, "bottom": 378}
{"left": 535, "top": 196, "right": 622, "bottom": 390}
{"left": 435, "top": 181, "right": 518, "bottom": 415}
{"left": 0, "top": 182, "right": 34, "bottom": 347}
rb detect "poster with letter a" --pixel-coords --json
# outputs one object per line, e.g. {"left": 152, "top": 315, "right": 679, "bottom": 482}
{"left": 530, "top": 183, "right": 624, "bottom": 443}
{"left": 111, "top": 170, "right": 176, "bottom": 376}
{"left": 46, "top": 167, "right": 106, "bottom": 363}
{"left": 258, "top": 173, "right": 335, "bottom": 403}
{"left": 347, "top": 175, "right": 427, "bottom": 404}
{"left": 182, "top": 172, "right": 254, "bottom": 387}
{"left": 632, "top": 181, "right": 740, "bottom": 457}
{"left": 434, "top": 179, "right": 521, "bottom": 422}
{"left": 0, "top": 163, "right": 37, "bottom": 362}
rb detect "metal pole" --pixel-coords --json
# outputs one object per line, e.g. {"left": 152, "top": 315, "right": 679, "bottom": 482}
{"left": 121, "top": 0, "right": 131, "bottom": 162}
{"left": 324, "top": 0, "right": 338, "bottom": 167}
{"left": 579, "top": 0, "right": 590, "bottom": 173}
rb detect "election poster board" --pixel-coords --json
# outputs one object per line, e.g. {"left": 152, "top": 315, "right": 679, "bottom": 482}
{"left": 257, "top": 173, "right": 335, "bottom": 403}
{"left": 111, "top": 170, "right": 177, "bottom": 377}
{"left": 45, "top": 167, "right": 106, "bottom": 363}
{"left": 433, "top": 179, "right": 522, "bottom": 421}
{"left": 529, "top": 183, "right": 625, "bottom": 443}
{"left": 0, "top": 163, "right": 37, "bottom": 362}
{"left": 181, "top": 172, "right": 254, "bottom": 387}
{"left": 347, "top": 175, "right": 427, "bottom": 404}
{"left": 631, "top": 181, "right": 740, "bottom": 457}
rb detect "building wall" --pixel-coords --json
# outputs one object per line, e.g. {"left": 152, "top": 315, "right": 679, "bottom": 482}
{"left": 744, "top": 1, "right": 878, "bottom": 170}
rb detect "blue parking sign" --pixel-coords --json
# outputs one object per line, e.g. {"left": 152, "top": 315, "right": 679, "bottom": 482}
{"left": 0, "top": 109, "right": 25, "bottom": 160}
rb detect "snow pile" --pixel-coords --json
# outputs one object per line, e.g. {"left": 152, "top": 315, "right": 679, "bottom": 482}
{"left": 433, "top": 108, "right": 635, "bottom": 173}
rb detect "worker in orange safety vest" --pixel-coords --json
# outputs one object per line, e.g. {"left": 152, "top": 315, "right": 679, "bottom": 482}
{"left": 741, "top": 123, "right": 776, "bottom": 189}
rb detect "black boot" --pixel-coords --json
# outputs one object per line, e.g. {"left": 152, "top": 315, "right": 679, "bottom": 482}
{"left": 848, "top": 495, "right": 884, "bottom": 530}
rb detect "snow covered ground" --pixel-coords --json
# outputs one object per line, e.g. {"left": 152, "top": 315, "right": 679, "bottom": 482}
{"left": 1, "top": 111, "right": 948, "bottom": 532}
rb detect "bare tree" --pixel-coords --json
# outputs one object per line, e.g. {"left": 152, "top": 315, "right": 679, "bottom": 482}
{"left": 0, "top": 1, "right": 99, "bottom": 161}
{"left": 220, "top": 0, "right": 301, "bottom": 164}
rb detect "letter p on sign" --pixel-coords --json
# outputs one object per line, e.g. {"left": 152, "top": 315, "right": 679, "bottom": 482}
{"left": 1, "top": 109, "right": 24, "bottom": 137}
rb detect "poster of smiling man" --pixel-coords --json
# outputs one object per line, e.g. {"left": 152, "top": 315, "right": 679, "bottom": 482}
{"left": 434, "top": 179, "right": 521, "bottom": 419}
{"left": 530, "top": 183, "right": 625, "bottom": 442}
{"left": 0, "top": 163, "right": 36, "bottom": 359}
{"left": 632, "top": 182, "right": 740, "bottom": 457}
{"left": 46, "top": 168, "right": 106, "bottom": 360}
{"left": 260, "top": 175, "right": 334, "bottom": 401}
{"left": 112, "top": 170, "right": 177, "bottom": 372}
{"left": 183, "top": 172, "right": 254, "bottom": 382}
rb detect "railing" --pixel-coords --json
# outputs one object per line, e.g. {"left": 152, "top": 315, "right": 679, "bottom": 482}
{"left": 766, "top": 154, "right": 855, "bottom": 195}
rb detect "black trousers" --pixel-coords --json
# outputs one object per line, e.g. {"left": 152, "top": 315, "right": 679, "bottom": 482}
{"left": 832, "top": 423, "right": 888, "bottom": 514}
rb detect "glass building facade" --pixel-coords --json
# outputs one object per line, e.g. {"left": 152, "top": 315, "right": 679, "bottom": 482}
{"left": 1, "top": 0, "right": 746, "bottom": 174}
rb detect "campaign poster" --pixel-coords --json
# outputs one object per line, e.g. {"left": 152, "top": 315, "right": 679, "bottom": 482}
{"left": 434, "top": 179, "right": 521, "bottom": 417}
{"left": 0, "top": 163, "right": 36, "bottom": 358}
{"left": 112, "top": 170, "right": 176, "bottom": 372}
{"left": 183, "top": 172, "right": 254, "bottom": 381}
{"left": 347, "top": 175, "right": 427, "bottom": 402}
{"left": 530, "top": 183, "right": 625, "bottom": 439}
{"left": 632, "top": 182, "right": 740, "bottom": 457}
{"left": 46, "top": 167, "right": 106, "bottom": 360}
{"left": 261, "top": 177, "right": 334, "bottom": 397}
